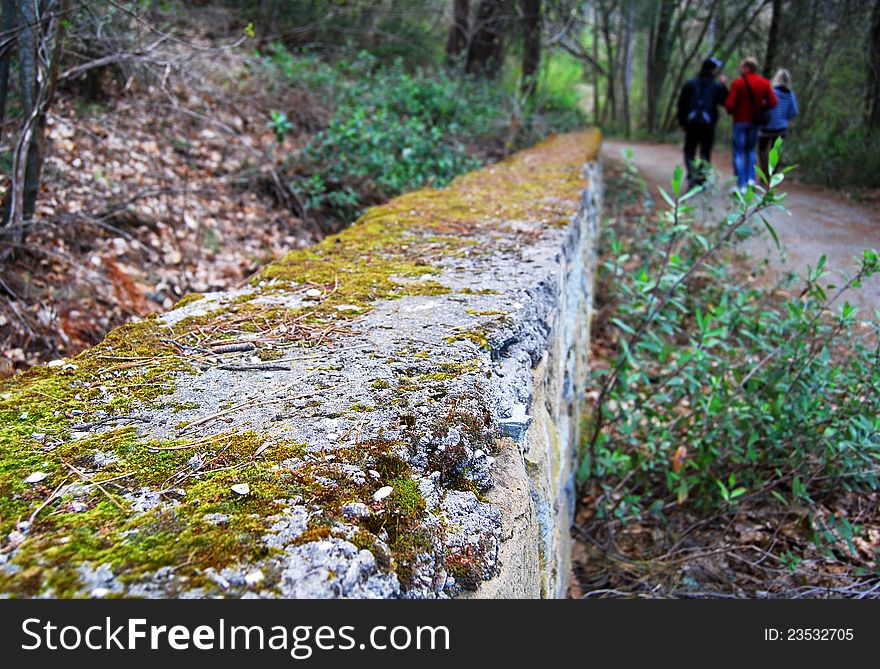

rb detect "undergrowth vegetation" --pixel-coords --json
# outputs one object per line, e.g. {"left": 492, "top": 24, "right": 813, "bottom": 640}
{"left": 786, "top": 126, "right": 880, "bottom": 191}
{"left": 260, "top": 44, "right": 585, "bottom": 224}
{"left": 579, "top": 145, "right": 880, "bottom": 592}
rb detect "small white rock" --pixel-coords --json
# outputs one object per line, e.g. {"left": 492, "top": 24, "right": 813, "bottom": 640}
{"left": 231, "top": 483, "right": 250, "bottom": 496}
{"left": 70, "top": 502, "right": 88, "bottom": 513}
{"left": 368, "top": 470, "right": 381, "bottom": 479}
{"left": 19, "top": 412, "right": 28, "bottom": 420}
{"left": 342, "top": 502, "right": 372, "bottom": 519}
{"left": 372, "top": 486, "right": 393, "bottom": 502}
{"left": 244, "top": 569, "right": 264, "bottom": 586}
{"left": 305, "top": 288, "right": 322, "bottom": 299}
{"left": 7, "top": 530, "right": 26, "bottom": 548}
{"left": 25, "top": 472, "right": 47, "bottom": 484}
{"left": 90, "top": 587, "right": 111, "bottom": 598}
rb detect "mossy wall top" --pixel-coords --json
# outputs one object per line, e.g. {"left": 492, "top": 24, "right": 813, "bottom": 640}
{"left": 0, "top": 129, "right": 601, "bottom": 599}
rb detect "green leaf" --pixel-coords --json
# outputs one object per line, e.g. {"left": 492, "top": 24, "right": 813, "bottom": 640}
{"left": 769, "top": 137, "right": 782, "bottom": 172}
{"left": 771, "top": 490, "right": 788, "bottom": 506}
{"left": 761, "top": 216, "right": 781, "bottom": 250}
{"left": 610, "top": 318, "right": 636, "bottom": 335}
{"left": 658, "top": 187, "right": 676, "bottom": 208}
{"left": 671, "top": 165, "right": 684, "bottom": 197}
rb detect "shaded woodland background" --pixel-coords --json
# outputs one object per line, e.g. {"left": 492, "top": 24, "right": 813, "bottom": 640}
{"left": 0, "top": 0, "right": 878, "bottom": 371}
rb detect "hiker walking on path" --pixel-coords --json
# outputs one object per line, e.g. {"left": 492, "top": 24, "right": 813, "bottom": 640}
{"left": 724, "top": 57, "right": 778, "bottom": 192}
{"left": 758, "top": 69, "right": 799, "bottom": 180}
{"left": 677, "top": 57, "right": 729, "bottom": 190}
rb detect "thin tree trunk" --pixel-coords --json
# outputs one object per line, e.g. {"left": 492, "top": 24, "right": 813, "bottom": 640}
{"left": 520, "top": 0, "right": 541, "bottom": 99}
{"left": 4, "top": 0, "right": 37, "bottom": 231}
{"left": 466, "top": 0, "right": 508, "bottom": 77}
{"left": 446, "top": 0, "right": 470, "bottom": 66}
{"left": 19, "top": 0, "right": 41, "bottom": 224}
{"left": 646, "top": 0, "right": 675, "bottom": 133}
{"left": 592, "top": 3, "right": 600, "bottom": 126}
{"left": 598, "top": 2, "right": 618, "bottom": 126}
{"left": 659, "top": 1, "right": 717, "bottom": 132}
{"left": 868, "top": 0, "right": 880, "bottom": 129}
{"left": 708, "top": 10, "right": 717, "bottom": 50}
{"left": 24, "top": 0, "right": 68, "bottom": 222}
{"left": 621, "top": 0, "right": 634, "bottom": 136}
{"left": 764, "top": 0, "right": 782, "bottom": 76}
{"left": 0, "top": 0, "right": 17, "bottom": 143}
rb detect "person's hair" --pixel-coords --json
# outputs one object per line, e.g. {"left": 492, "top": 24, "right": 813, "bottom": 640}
{"left": 772, "top": 68, "right": 792, "bottom": 89}
{"left": 740, "top": 57, "right": 758, "bottom": 73}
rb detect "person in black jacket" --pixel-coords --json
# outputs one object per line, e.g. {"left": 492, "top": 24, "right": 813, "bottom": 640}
{"left": 677, "top": 57, "right": 728, "bottom": 189}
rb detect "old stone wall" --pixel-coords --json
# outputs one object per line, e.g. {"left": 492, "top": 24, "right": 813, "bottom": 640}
{"left": 0, "top": 131, "right": 602, "bottom": 599}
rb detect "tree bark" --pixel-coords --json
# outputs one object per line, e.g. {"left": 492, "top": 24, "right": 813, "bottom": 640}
{"left": 621, "top": 0, "right": 634, "bottom": 136}
{"left": 466, "top": 0, "right": 508, "bottom": 77}
{"left": 446, "top": 0, "right": 470, "bottom": 66}
{"left": 24, "top": 0, "right": 68, "bottom": 222}
{"left": 599, "top": 3, "right": 616, "bottom": 126}
{"left": 764, "top": 0, "right": 782, "bottom": 77}
{"left": 646, "top": 0, "right": 675, "bottom": 133}
{"left": 0, "top": 0, "right": 17, "bottom": 143}
{"left": 868, "top": 0, "right": 880, "bottom": 129}
{"left": 520, "top": 0, "right": 541, "bottom": 99}
{"left": 592, "top": 2, "right": 600, "bottom": 126}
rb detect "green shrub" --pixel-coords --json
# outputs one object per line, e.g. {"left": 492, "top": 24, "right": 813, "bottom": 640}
{"left": 262, "top": 48, "right": 500, "bottom": 221}
{"left": 786, "top": 125, "right": 880, "bottom": 189}
{"left": 258, "top": 44, "right": 586, "bottom": 224}
{"left": 583, "top": 146, "right": 880, "bottom": 558}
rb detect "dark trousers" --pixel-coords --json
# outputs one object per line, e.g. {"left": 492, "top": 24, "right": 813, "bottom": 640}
{"left": 758, "top": 130, "right": 787, "bottom": 182}
{"left": 683, "top": 123, "right": 716, "bottom": 185}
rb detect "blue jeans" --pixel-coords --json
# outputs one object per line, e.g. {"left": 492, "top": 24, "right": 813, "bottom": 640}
{"left": 732, "top": 122, "right": 759, "bottom": 188}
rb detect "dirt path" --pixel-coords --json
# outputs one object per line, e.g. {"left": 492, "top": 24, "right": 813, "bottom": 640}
{"left": 602, "top": 139, "right": 880, "bottom": 313}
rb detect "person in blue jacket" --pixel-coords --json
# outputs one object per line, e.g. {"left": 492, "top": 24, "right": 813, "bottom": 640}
{"left": 758, "top": 69, "right": 799, "bottom": 180}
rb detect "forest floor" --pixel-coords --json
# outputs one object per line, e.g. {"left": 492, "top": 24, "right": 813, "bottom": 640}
{"left": 0, "top": 39, "right": 326, "bottom": 374}
{"left": 602, "top": 139, "right": 880, "bottom": 312}
{"left": 0, "top": 27, "right": 518, "bottom": 376}
{"left": 571, "top": 150, "right": 880, "bottom": 599}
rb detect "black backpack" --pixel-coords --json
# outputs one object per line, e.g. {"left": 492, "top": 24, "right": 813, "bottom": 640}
{"left": 687, "top": 78, "right": 715, "bottom": 125}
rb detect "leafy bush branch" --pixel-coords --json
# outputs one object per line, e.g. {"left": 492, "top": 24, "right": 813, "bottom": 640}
{"left": 583, "top": 143, "right": 880, "bottom": 561}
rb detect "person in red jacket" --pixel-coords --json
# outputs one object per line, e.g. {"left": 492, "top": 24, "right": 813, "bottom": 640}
{"left": 724, "top": 57, "right": 778, "bottom": 192}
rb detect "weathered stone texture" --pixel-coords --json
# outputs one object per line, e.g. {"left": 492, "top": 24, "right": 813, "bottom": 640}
{"left": 0, "top": 131, "right": 601, "bottom": 599}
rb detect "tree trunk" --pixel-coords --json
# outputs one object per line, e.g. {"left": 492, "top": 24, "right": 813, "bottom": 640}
{"left": 3, "top": 0, "right": 37, "bottom": 231}
{"left": 646, "top": 0, "right": 675, "bottom": 133}
{"left": 446, "top": 0, "right": 470, "bottom": 66}
{"left": 0, "top": 0, "right": 17, "bottom": 143}
{"left": 764, "top": 0, "right": 782, "bottom": 77}
{"left": 520, "top": 0, "right": 541, "bottom": 99}
{"left": 592, "top": 3, "right": 600, "bottom": 126}
{"left": 868, "top": 0, "right": 880, "bottom": 129}
{"left": 466, "top": 0, "right": 508, "bottom": 77}
{"left": 24, "top": 0, "right": 68, "bottom": 222}
{"left": 596, "top": 2, "right": 617, "bottom": 126}
{"left": 18, "top": 0, "right": 40, "bottom": 224}
{"left": 621, "top": 0, "right": 634, "bottom": 136}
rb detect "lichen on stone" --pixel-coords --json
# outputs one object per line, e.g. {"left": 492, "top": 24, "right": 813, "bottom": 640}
{"left": 0, "top": 129, "right": 601, "bottom": 599}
